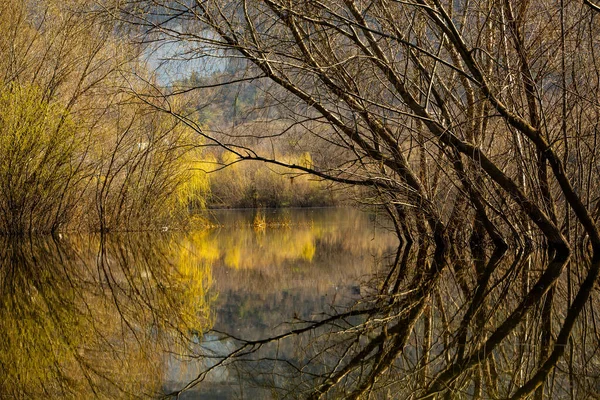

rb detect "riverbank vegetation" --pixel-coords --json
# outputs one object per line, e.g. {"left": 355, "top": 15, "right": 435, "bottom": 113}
{"left": 0, "top": 0, "right": 349, "bottom": 236}
{"left": 0, "top": 0, "right": 212, "bottom": 235}
{"left": 206, "top": 147, "right": 341, "bottom": 208}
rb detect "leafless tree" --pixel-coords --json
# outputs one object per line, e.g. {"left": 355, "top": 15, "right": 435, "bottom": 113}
{"left": 111, "top": 0, "right": 600, "bottom": 398}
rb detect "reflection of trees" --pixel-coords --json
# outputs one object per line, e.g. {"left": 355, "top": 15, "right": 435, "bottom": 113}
{"left": 0, "top": 235, "right": 212, "bottom": 399}
{"left": 170, "top": 239, "right": 600, "bottom": 399}
{"left": 201, "top": 210, "right": 399, "bottom": 343}
{"left": 204, "top": 209, "right": 398, "bottom": 272}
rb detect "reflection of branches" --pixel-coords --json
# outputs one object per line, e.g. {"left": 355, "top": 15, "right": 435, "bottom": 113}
{"left": 158, "top": 237, "right": 600, "bottom": 399}
{"left": 0, "top": 234, "right": 212, "bottom": 399}
{"left": 168, "top": 306, "right": 381, "bottom": 396}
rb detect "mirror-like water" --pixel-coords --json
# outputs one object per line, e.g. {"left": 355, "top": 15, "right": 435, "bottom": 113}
{"left": 1, "top": 208, "right": 398, "bottom": 399}
{"left": 186, "top": 208, "right": 399, "bottom": 398}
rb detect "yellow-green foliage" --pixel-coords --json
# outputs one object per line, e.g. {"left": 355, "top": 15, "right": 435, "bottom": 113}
{"left": 0, "top": 84, "right": 87, "bottom": 234}
{"left": 0, "top": 0, "right": 214, "bottom": 234}
{"left": 176, "top": 152, "right": 214, "bottom": 210}
{"left": 0, "top": 82, "right": 212, "bottom": 234}
{"left": 221, "top": 151, "right": 240, "bottom": 167}
{"left": 90, "top": 101, "right": 211, "bottom": 232}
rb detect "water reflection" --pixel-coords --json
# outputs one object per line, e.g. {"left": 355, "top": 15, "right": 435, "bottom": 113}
{"left": 205, "top": 208, "right": 399, "bottom": 334}
{"left": 14, "top": 208, "right": 595, "bottom": 399}
{"left": 181, "top": 208, "right": 400, "bottom": 398}
{"left": 13, "top": 208, "right": 596, "bottom": 398}
{"left": 171, "top": 208, "right": 600, "bottom": 400}
{"left": 0, "top": 234, "right": 212, "bottom": 399}
{"left": 1, "top": 208, "right": 398, "bottom": 399}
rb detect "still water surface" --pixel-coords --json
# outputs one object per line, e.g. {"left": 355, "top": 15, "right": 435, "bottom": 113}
{"left": 1, "top": 208, "right": 397, "bottom": 398}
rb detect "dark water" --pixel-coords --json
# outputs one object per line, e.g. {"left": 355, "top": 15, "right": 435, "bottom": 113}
{"left": 0, "top": 208, "right": 398, "bottom": 399}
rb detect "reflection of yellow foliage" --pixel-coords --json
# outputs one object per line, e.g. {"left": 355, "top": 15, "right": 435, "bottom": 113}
{"left": 253, "top": 210, "right": 266, "bottom": 231}
{"left": 191, "top": 209, "right": 399, "bottom": 273}
{"left": 170, "top": 233, "right": 216, "bottom": 332}
{"left": 224, "top": 246, "right": 242, "bottom": 269}
{"left": 186, "top": 230, "right": 221, "bottom": 261}
{"left": 0, "top": 234, "right": 215, "bottom": 399}
{"left": 194, "top": 219, "right": 321, "bottom": 270}
{"left": 301, "top": 241, "right": 316, "bottom": 261}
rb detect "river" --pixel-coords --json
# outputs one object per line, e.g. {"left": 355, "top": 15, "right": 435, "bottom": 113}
{"left": 0, "top": 207, "right": 398, "bottom": 399}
